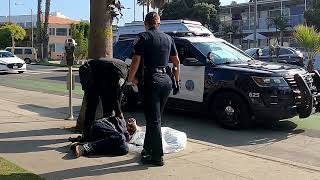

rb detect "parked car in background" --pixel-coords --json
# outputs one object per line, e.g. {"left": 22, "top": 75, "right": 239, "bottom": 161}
{"left": 245, "top": 47, "right": 304, "bottom": 67}
{"left": 5, "top": 47, "right": 38, "bottom": 64}
{"left": 0, "top": 50, "right": 26, "bottom": 73}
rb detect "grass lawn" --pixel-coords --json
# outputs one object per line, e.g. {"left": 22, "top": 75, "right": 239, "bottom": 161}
{"left": 0, "top": 157, "right": 45, "bottom": 180}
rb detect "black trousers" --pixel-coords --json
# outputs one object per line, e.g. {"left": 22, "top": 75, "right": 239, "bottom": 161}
{"left": 83, "top": 82, "right": 122, "bottom": 138}
{"left": 143, "top": 72, "right": 172, "bottom": 159}
{"left": 88, "top": 120, "right": 128, "bottom": 156}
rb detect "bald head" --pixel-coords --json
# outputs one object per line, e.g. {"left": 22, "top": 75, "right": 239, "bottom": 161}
{"left": 144, "top": 12, "right": 160, "bottom": 30}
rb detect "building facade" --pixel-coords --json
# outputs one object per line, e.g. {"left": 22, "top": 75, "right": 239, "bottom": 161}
{"left": 0, "top": 12, "right": 79, "bottom": 60}
{"left": 218, "top": 0, "right": 310, "bottom": 49}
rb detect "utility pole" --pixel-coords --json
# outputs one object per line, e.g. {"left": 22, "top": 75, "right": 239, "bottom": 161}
{"left": 31, "top": 9, "right": 34, "bottom": 48}
{"left": 8, "top": 0, "right": 11, "bottom": 22}
{"left": 253, "top": 0, "right": 257, "bottom": 48}
{"left": 134, "top": 0, "right": 136, "bottom": 21}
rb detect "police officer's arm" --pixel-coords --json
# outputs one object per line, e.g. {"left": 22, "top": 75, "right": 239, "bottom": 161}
{"left": 128, "top": 55, "right": 140, "bottom": 84}
{"left": 169, "top": 39, "right": 180, "bottom": 81}
{"left": 128, "top": 35, "right": 144, "bottom": 84}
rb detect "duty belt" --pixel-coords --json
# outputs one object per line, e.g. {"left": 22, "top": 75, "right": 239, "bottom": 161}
{"left": 144, "top": 67, "right": 167, "bottom": 73}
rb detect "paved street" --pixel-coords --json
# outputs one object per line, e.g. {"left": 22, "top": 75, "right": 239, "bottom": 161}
{"left": 0, "top": 64, "right": 320, "bottom": 169}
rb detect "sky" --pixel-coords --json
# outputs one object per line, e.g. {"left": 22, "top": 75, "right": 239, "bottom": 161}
{"left": 0, "top": 0, "right": 247, "bottom": 25}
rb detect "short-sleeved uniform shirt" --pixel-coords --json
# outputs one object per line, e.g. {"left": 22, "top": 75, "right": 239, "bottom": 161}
{"left": 132, "top": 27, "right": 178, "bottom": 68}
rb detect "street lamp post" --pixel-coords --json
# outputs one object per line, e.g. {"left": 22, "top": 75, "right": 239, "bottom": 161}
{"left": 31, "top": 9, "right": 34, "bottom": 48}
{"left": 253, "top": 0, "right": 257, "bottom": 48}
{"left": 134, "top": 0, "right": 136, "bottom": 21}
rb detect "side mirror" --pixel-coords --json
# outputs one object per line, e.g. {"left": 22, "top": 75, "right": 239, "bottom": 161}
{"left": 183, "top": 58, "right": 203, "bottom": 66}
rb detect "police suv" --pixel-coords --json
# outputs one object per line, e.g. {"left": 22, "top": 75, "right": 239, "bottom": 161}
{"left": 114, "top": 20, "right": 320, "bottom": 129}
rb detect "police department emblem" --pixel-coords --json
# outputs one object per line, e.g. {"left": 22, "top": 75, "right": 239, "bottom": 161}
{"left": 185, "top": 80, "right": 194, "bottom": 91}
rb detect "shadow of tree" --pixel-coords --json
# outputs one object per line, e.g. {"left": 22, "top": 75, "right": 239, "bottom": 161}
{"left": 40, "top": 157, "right": 148, "bottom": 179}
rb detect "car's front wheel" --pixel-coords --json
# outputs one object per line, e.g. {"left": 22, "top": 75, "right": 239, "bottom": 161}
{"left": 211, "top": 92, "right": 251, "bottom": 129}
{"left": 24, "top": 58, "right": 31, "bottom": 64}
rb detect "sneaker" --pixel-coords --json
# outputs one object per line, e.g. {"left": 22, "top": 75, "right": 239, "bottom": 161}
{"left": 141, "top": 154, "right": 164, "bottom": 166}
{"left": 74, "top": 145, "right": 86, "bottom": 158}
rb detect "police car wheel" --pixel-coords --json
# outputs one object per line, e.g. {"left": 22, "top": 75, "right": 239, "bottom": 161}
{"left": 212, "top": 92, "right": 250, "bottom": 129}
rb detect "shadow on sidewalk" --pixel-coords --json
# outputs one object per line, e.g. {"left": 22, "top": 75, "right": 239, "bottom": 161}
{"left": 126, "top": 109, "right": 305, "bottom": 149}
{"left": 18, "top": 104, "right": 81, "bottom": 119}
{"left": 40, "top": 157, "right": 147, "bottom": 179}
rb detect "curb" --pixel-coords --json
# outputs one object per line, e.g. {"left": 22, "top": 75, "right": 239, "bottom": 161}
{"left": 188, "top": 139, "right": 320, "bottom": 173}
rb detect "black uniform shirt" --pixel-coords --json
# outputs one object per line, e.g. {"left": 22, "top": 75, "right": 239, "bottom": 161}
{"left": 133, "top": 27, "right": 178, "bottom": 68}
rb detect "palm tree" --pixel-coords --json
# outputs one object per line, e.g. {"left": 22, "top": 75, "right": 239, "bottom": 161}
{"left": 43, "top": 0, "right": 50, "bottom": 61}
{"left": 294, "top": 25, "right": 320, "bottom": 72}
{"left": 267, "top": 16, "right": 291, "bottom": 46}
{"left": 137, "top": 0, "right": 168, "bottom": 13}
{"left": 36, "top": 0, "right": 43, "bottom": 60}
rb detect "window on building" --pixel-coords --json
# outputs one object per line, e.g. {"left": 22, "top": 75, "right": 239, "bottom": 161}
{"left": 24, "top": 48, "right": 32, "bottom": 55}
{"left": 55, "top": 44, "right": 65, "bottom": 52}
{"left": 56, "top": 28, "right": 68, "bottom": 36}
{"left": 49, "top": 44, "right": 55, "bottom": 52}
{"left": 68, "top": 28, "right": 72, "bottom": 36}
{"left": 49, "top": 28, "right": 55, "bottom": 36}
{"left": 14, "top": 49, "right": 23, "bottom": 55}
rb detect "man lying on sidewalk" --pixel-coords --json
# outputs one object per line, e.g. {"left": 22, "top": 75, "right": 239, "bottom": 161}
{"left": 71, "top": 116, "right": 137, "bottom": 157}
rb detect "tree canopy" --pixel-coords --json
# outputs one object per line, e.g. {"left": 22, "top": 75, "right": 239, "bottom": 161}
{"left": 71, "top": 22, "right": 90, "bottom": 59}
{"left": 0, "top": 23, "right": 26, "bottom": 49}
{"left": 305, "top": 0, "right": 320, "bottom": 30}
{"left": 161, "top": 0, "right": 220, "bottom": 31}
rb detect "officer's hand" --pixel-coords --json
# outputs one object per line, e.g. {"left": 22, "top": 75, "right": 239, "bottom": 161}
{"left": 173, "top": 80, "right": 181, "bottom": 95}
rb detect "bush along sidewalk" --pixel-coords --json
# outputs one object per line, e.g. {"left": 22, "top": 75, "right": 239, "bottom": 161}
{"left": 0, "top": 157, "right": 45, "bottom": 180}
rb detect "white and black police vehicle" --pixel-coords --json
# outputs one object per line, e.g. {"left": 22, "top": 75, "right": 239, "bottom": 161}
{"left": 114, "top": 20, "right": 320, "bottom": 129}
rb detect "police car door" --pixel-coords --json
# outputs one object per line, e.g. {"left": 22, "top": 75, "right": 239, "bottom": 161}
{"left": 169, "top": 41, "right": 206, "bottom": 102}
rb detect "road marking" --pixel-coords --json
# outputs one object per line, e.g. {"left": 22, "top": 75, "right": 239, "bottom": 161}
{"left": 23, "top": 70, "right": 55, "bottom": 75}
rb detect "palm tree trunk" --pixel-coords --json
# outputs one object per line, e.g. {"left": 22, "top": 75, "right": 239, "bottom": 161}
{"left": 43, "top": 0, "right": 50, "bottom": 61}
{"left": 36, "top": 0, "right": 43, "bottom": 60}
{"left": 77, "top": 0, "right": 113, "bottom": 131}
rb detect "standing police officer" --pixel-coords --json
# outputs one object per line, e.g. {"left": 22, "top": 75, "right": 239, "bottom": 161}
{"left": 127, "top": 12, "right": 180, "bottom": 166}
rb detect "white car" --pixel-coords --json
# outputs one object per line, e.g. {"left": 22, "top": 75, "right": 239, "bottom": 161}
{"left": 0, "top": 50, "right": 27, "bottom": 73}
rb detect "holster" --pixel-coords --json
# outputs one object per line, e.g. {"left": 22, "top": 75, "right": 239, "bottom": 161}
{"left": 165, "top": 66, "right": 178, "bottom": 90}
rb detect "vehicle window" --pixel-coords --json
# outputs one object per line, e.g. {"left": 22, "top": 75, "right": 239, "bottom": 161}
{"left": 261, "top": 48, "right": 270, "bottom": 56}
{"left": 175, "top": 43, "right": 196, "bottom": 64}
{"left": 0, "top": 51, "right": 15, "bottom": 58}
{"left": 193, "top": 42, "right": 251, "bottom": 64}
{"left": 24, "top": 49, "right": 32, "bottom": 54}
{"left": 5, "top": 48, "right": 12, "bottom": 52}
{"left": 14, "top": 49, "right": 23, "bottom": 55}
{"left": 113, "top": 40, "right": 133, "bottom": 60}
{"left": 280, "top": 48, "right": 293, "bottom": 55}
{"left": 245, "top": 49, "right": 256, "bottom": 56}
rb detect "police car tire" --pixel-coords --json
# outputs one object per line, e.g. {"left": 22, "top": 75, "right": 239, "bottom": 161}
{"left": 211, "top": 92, "right": 250, "bottom": 129}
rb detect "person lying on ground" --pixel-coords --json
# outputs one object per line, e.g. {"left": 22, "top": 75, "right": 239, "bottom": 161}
{"left": 71, "top": 116, "right": 133, "bottom": 158}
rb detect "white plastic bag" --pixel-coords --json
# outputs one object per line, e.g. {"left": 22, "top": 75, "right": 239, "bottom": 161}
{"left": 128, "top": 126, "right": 187, "bottom": 154}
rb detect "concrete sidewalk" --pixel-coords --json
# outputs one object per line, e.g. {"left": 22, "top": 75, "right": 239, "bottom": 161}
{"left": 0, "top": 85, "right": 320, "bottom": 180}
